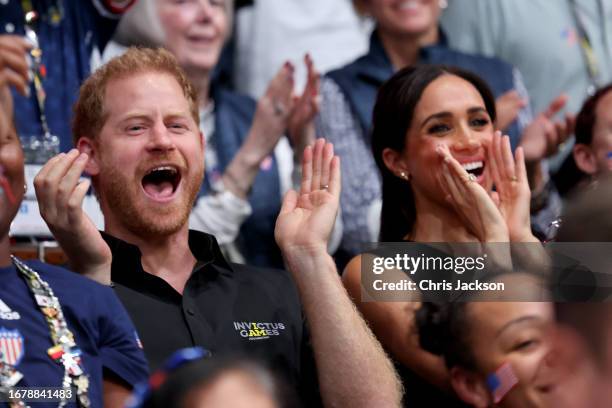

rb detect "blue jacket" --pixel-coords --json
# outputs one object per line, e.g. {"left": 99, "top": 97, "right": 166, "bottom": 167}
{"left": 203, "top": 85, "right": 283, "bottom": 268}
{"left": 327, "top": 30, "right": 522, "bottom": 149}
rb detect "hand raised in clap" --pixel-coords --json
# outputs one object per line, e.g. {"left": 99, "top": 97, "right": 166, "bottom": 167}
{"left": 275, "top": 138, "right": 340, "bottom": 256}
{"left": 34, "top": 150, "right": 113, "bottom": 284}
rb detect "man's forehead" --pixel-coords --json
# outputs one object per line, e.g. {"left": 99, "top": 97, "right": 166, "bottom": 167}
{"left": 102, "top": 71, "right": 190, "bottom": 116}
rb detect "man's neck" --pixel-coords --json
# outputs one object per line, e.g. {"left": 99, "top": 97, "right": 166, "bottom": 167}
{"left": 378, "top": 26, "right": 439, "bottom": 70}
{"left": 105, "top": 223, "right": 196, "bottom": 294}
{"left": 186, "top": 69, "right": 211, "bottom": 109}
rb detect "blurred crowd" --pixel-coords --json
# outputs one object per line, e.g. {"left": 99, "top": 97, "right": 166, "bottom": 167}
{"left": 0, "top": 0, "right": 611, "bottom": 407}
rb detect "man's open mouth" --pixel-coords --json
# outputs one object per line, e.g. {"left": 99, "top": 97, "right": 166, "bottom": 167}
{"left": 141, "top": 165, "right": 182, "bottom": 202}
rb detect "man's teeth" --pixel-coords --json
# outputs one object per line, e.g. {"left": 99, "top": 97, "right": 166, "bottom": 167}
{"left": 147, "top": 166, "right": 176, "bottom": 175}
{"left": 461, "top": 161, "right": 483, "bottom": 171}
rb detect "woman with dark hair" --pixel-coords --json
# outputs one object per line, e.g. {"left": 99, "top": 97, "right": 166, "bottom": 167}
{"left": 317, "top": 0, "right": 571, "bottom": 263}
{"left": 343, "top": 65, "right": 541, "bottom": 406}
{"left": 416, "top": 299, "right": 596, "bottom": 407}
{"left": 130, "top": 348, "right": 294, "bottom": 408}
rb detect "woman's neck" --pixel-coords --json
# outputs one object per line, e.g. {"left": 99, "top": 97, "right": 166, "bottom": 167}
{"left": 186, "top": 69, "right": 211, "bottom": 108}
{"left": 378, "top": 26, "right": 439, "bottom": 70}
{"left": 409, "top": 195, "right": 478, "bottom": 242}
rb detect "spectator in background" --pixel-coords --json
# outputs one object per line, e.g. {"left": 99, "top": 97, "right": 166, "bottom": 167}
{"left": 417, "top": 299, "right": 598, "bottom": 408}
{"left": 571, "top": 84, "right": 612, "bottom": 190}
{"left": 0, "top": 66, "right": 148, "bottom": 408}
{"left": 129, "top": 348, "right": 294, "bottom": 408}
{"left": 316, "top": 0, "right": 571, "bottom": 264}
{"left": 233, "top": 0, "right": 372, "bottom": 99}
{"left": 0, "top": 0, "right": 136, "bottom": 153}
{"left": 440, "top": 0, "right": 612, "bottom": 175}
{"left": 551, "top": 176, "right": 612, "bottom": 408}
{"left": 111, "top": 0, "right": 331, "bottom": 268}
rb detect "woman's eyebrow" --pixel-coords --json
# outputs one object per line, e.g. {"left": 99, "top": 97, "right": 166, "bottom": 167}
{"left": 495, "top": 315, "right": 542, "bottom": 338}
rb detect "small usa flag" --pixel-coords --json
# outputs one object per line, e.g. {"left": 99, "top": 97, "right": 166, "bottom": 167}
{"left": 486, "top": 362, "right": 518, "bottom": 403}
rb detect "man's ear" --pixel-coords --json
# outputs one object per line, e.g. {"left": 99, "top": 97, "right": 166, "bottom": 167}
{"left": 382, "top": 147, "right": 409, "bottom": 179}
{"left": 450, "top": 366, "right": 491, "bottom": 408}
{"left": 573, "top": 143, "right": 597, "bottom": 175}
{"left": 76, "top": 137, "right": 100, "bottom": 176}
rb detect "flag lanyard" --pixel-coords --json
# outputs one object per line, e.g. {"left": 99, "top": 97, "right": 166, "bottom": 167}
{"left": 568, "top": 0, "right": 604, "bottom": 94}
{"left": 19, "top": 0, "right": 63, "bottom": 139}
{"left": 0, "top": 257, "right": 90, "bottom": 408}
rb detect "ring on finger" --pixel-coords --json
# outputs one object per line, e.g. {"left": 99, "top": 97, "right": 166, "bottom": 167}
{"left": 510, "top": 175, "right": 518, "bottom": 182}
{"left": 273, "top": 99, "right": 286, "bottom": 116}
{"left": 467, "top": 173, "right": 477, "bottom": 182}
{"left": 320, "top": 184, "right": 329, "bottom": 190}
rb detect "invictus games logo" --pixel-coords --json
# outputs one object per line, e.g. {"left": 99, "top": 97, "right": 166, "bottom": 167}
{"left": 233, "top": 322, "right": 286, "bottom": 340}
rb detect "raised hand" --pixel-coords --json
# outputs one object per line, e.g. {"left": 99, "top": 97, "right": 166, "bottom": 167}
{"left": 436, "top": 144, "right": 509, "bottom": 242}
{"left": 520, "top": 94, "right": 575, "bottom": 163}
{"left": 487, "top": 131, "right": 536, "bottom": 242}
{"left": 245, "top": 61, "right": 295, "bottom": 161}
{"left": 275, "top": 138, "right": 340, "bottom": 254}
{"left": 34, "top": 149, "right": 113, "bottom": 284}
{"left": 0, "top": 35, "right": 31, "bottom": 122}
{"left": 287, "top": 54, "right": 321, "bottom": 157}
{"left": 495, "top": 89, "right": 527, "bottom": 132}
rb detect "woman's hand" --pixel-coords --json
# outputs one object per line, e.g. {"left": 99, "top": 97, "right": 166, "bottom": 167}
{"left": 275, "top": 138, "right": 340, "bottom": 256}
{"left": 287, "top": 54, "right": 321, "bottom": 161}
{"left": 243, "top": 61, "right": 295, "bottom": 164}
{"left": 487, "top": 131, "right": 538, "bottom": 242}
{"left": 436, "top": 144, "right": 509, "bottom": 242}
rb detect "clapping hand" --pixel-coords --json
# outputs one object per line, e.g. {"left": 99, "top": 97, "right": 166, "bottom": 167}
{"left": 487, "top": 131, "right": 537, "bottom": 242}
{"left": 436, "top": 144, "right": 509, "bottom": 242}
{"left": 520, "top": 94, "right": 575, "bottom": 164}
{"left": 34, "top": 150, "right": 113, "bottom": 283}
{"left": 0, "top": 35, "right": 31, "bottom": 125}
{"left": 288, "top": 54, "right": 321, "bottom": 158}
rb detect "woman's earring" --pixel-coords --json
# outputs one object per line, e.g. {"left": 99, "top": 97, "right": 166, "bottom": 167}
{"left": 439, "top": 0, "right": 448, "bottom": 9}
{"left": 399, "top": 171, "right": 410, "bottom": 181}
{"left": 24, "top": 183, "right": 28, "bottom": 193}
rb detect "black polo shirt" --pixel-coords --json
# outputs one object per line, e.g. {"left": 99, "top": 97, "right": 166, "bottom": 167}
{"left": 102, "top": 230, "right": 317, "bottom": 399}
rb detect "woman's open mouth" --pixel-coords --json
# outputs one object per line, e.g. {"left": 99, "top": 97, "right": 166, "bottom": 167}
{"left": 461, "top": 160, "right": 486, "bottom": 184}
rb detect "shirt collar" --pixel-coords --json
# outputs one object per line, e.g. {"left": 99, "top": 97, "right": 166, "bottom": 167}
{"left": 103, "top": 230, "right": 231, "bottom": 287}
{"left": 359, "top": 26, "right": 449, "bottom": 82}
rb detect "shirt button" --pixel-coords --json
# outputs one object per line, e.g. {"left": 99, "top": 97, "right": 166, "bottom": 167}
{"left": 186, "top": 308, "right": 195, "bottom": 316}
{"left": 5, "top": 23, "right": 15, "bottom": 33}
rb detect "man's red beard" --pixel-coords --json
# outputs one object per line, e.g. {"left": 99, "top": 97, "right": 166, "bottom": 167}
{"left": 97, "top": 158, "right": 203, "bottom": 238}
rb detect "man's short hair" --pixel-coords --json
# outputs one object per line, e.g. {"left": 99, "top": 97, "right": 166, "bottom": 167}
{"left": 72, "top": 47, "right": 199, "bottom": 146}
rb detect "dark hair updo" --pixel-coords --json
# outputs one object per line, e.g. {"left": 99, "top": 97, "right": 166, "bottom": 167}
{"left": 371, "top": 65, "right": 497, "bottom": 242}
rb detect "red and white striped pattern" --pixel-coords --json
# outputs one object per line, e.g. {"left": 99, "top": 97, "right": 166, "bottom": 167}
{"left": 490, "top": 362, "right": 519, "bottom": 403}
{"left": 0, "top": 328, "right": 24, "bottom": 366}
